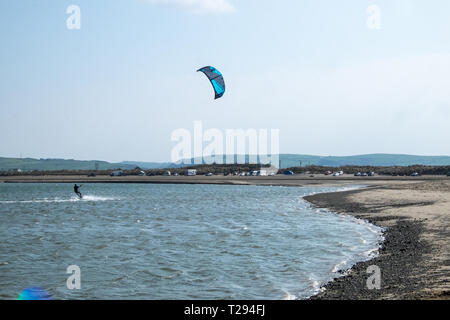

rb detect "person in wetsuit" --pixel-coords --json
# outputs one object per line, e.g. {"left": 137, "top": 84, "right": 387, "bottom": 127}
{"left": 74, "top": 184, "right": 82, "bottom": 198}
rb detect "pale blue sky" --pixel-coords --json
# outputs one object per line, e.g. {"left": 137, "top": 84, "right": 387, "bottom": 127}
{"left": 1, "top": 0, "right": 449, "bottom": 162}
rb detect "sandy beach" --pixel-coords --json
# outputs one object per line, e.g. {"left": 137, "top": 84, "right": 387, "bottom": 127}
{"left": 305, "top": 180, "right": 450, "bottom": 300}
{"left": 2, "top": 175, "right": 449, "bottom": 299}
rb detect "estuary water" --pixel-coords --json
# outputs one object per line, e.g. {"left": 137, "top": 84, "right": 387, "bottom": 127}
{"left": 0, "top": 183, "right": 383, "bottom": 299}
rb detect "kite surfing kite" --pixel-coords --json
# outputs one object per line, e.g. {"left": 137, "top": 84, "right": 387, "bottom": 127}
{"left": 197, "top": 66, "right": 225, "bottom": 99}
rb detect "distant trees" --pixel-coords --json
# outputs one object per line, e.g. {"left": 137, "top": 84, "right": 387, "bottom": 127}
{"left": 282, "top": 165, "right": 450, "bottom": 176}
{"left": 0, "top": 164, "right": 449, "bottom": 176}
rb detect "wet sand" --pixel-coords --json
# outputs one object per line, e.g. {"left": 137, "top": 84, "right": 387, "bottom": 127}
{"left": 2, "top": 174, "right": 449, "bottom": 299}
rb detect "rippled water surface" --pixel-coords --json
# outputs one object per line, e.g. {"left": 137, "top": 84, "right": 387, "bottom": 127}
{"left": 0, "top": 183, "right": 383, "bottom": 299}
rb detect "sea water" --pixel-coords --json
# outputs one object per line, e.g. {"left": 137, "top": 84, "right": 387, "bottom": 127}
{"left": 0, "top": 183, "right": 383, "bottom": 299}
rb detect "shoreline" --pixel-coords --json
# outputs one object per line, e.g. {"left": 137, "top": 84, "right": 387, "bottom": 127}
{"left": 304, "top": 183, "right": 450, "bottom": 300}
{"left": 1, "top": 174, "right": 448, "bottom": 187}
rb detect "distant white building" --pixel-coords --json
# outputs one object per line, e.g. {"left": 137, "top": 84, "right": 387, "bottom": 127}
{"left": 257, "top": 166, "right": 278, "bottom": 176}
{"left": 186, "top": 169, "right": 197, "bottom": 176}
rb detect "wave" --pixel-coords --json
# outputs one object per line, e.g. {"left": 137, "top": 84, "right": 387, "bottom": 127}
{"left": 281, "top": 291, "right": 297, "bottom": 300}
{"left": 363, "top": 247, "right": 379, "bottom": 258}
{"left": 331, "top": 259, "right": 348, "bottom": 273}
{"left": 307, "top": 274, "right": 323, "bottom": 296}
{"left": 0, "top": 195, "right": 118, "bottom": 203}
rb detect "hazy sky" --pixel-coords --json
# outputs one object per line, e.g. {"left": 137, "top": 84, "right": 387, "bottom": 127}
{"left": 1, "top": 0, "right": 449, "bottom": 162}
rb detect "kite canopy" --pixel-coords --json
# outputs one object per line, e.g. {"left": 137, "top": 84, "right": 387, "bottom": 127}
{"left": 197, "top": 66, "right": 225, "bottom": 99}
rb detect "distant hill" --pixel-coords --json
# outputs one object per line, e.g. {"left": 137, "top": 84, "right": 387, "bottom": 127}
{"left": 1, "top": 154, "right": 450, "bottom": 171}
{"left": 278, "top": 154, "right": 450, "bottom": 168}
{"left": 0, "top": 157, "right": 135, "bottom": 171}
{"left": 182, "top": 154, "right": 450, "bottom": 168}
{"left": 120, "top": 161, "right": 186, "bottom": 169}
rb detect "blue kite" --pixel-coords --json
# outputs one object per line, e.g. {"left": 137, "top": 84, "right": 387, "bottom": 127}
{"left": 197, "top": 66, "right": 226, "bottom": 99}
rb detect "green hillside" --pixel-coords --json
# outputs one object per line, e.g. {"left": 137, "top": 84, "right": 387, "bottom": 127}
{"left": 1, "top": 153, "right": 450, "bottom": 171}
{"left": 185, "top": 154, "right": 450, "bottom": 168}
{"left": 279, "top": 154, "right": 450, "bottom": 168}
{"left": 0, "top": 157, "right": 135, "bottom": 171}
{"left": 120, "top": 161, "right": 184, "bottom": 169}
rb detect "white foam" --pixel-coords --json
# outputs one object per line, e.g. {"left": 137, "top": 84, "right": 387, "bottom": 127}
{"left": 307, "top": 274, "right": 322, "bottom": 294}
{"left": 79, "top": 195, "right": 117, "bottom": 202}
{"left": 331, "top": 260, "right": 348, "bottom": 273}
{"left": 281, "top": 292, "right": 297, "bottom": 300}
{"left": 0, "top": 195, "right": 117, "bottom": 203}
{"left": 363, "top": 248, "right": 379, "bottom": 258}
